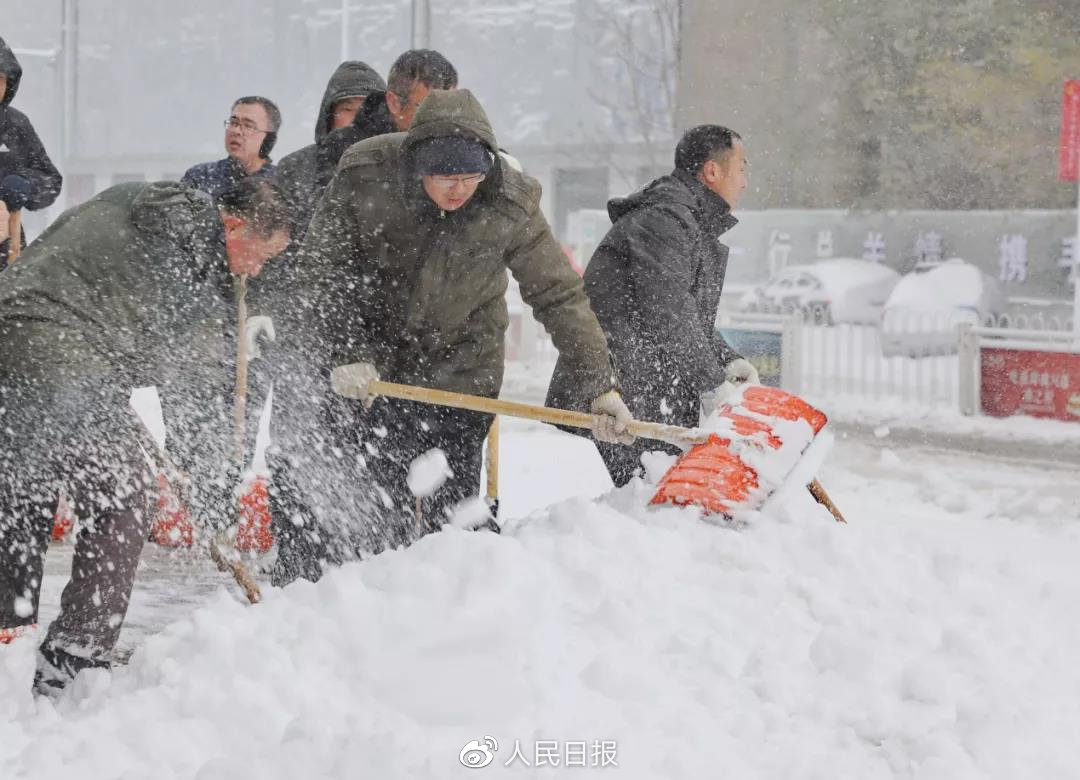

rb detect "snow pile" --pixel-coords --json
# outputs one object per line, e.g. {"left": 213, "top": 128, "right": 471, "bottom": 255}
{"left": 883, "top": 259, "right": 1006, "bottom": 318}
{"left": 4, "top": 446, "right": 1080, "bottom": 778}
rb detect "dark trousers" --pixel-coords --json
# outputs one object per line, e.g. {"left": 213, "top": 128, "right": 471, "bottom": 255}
{"left": 270, "top": 395, "right": 490, "bottom": 585}
{"left": 595, "top": 437, "right": 682, "bottom": 488}
{"left": 594, "top": 379, "right": 696, "bottom": 488}
{"left": 359, "top": 397, "right": 491, "bottom": 543}
{"left": 0, "top": 406, "right": 153, "bottom": 666}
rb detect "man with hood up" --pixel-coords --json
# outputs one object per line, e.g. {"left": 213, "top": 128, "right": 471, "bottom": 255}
{"left": 546, "top": 125, "right": 758, "bottom": 487}
{"left": 273, "top": 89, "right": 634, "bottom": 583}
{"left": 0, "top": 36, "right": 63, "bottom": 268}
{"left": 0, "top": 178, "right": 290, "bottom": 696}
{"left": 275, "top": 60, "right": 391, "bottom": 243}
{"left": 276, "top": 50, "right": 458, "bottom": 244}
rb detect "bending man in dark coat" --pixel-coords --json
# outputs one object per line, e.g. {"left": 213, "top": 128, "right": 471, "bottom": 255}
{"left": 0, "top": 36, "right": 63, "bottom": 268}
{"left": 0, "top": 179, "right": 289, "bottom": 696}
{"left": 547, "top": 125, "right": 758, "bottom": 487}
{"left": 273, "top": 89, "right": 633, "bottom": 584}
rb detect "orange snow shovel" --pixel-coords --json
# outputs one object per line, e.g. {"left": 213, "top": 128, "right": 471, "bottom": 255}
{"left": 650, "top": 385, "right": 844, "bottom": 521}
{"left": 347, "top": 380, "right": 844, "bottom": 523}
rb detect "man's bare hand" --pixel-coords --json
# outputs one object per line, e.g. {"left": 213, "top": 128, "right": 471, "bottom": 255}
{"left": 0, "top": 201, "right": 9, "bottom": 244}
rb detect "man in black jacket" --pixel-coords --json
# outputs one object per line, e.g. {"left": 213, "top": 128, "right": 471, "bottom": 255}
{"left": 547, "top": 125, "right": 757, "bottom": 486}
{"left": 0, "top": 36, "right": 63, "bottom": 268}
{"left": 182, "top": 96, "right": 281, "bottom": 200}
{"left": 0, "top": 179, "right": 289, "bottom": 696}
{"left": 275, "top": 60, "right": 389, "bottom": 244}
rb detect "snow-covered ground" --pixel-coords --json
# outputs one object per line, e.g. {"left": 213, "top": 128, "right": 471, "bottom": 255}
{"left": 3, "top": 409, "right": 1080, "bottom": 779}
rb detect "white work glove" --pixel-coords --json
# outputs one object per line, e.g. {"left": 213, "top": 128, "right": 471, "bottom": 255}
{"left": 723, "top": 357, "right": 760, "bottom": 386}
{"left": 244, "top": 315, "right": 276, "bottom": 361}
{"left": 589, "top": 390, "right": 636, "bottom": 445}
{"left": 0, "top": 201, "right": 9, "bottom": 243}
{"left": 700, "top": 387, "right": 724, "bottom": 419}
{"left": 330, "top": 362, "right": 380, "bottom": 407}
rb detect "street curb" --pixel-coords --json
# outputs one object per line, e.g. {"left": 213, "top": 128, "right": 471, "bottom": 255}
{"left": 830, "top": 419, "right": 1080, "bottom": 465}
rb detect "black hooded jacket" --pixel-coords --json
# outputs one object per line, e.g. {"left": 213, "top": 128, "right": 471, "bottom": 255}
{"left": 0, "top": 37, "right": 63, "bottom": 263}
{"left": 546, "top": 169, "right": 741, "bottom": 428}
{"left": 275, "top": 61, "right": 392, "bottom": 243}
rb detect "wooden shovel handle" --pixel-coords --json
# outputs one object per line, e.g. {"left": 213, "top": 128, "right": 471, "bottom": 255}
{"left": 485, "top": 416, "right": 499, "bottom": 503}
{"left": 7, "top": 210, "right": 21, "bottom": 264}
{"left": 368, "top": 380, "right": 698, "bottom": 446}
{"left": 233, "top": 274, "right": 249, "bottom": 466}
{"left": 809, "top": 478, "right": 846, "bottom": 523}
{"left": 209, "top": 541, "right": 262, "bottom": 604}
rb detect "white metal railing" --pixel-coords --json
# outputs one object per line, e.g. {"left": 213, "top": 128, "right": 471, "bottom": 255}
{"left": 506, "top": 305, "right": 1080, "bottom": 414}
{"left": 984, "top": 312, "right": 1075, "bottom": 332}
{"left": 719, "top": 310, "right": 970, "bottom": 409}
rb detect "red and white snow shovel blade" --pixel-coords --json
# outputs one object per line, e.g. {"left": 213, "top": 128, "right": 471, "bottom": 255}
{"left": 150, "top": 472, "right": 195, "bottom": 547}
{"left": 235, "top": 476, "right": 274, "bottom": 553}
{"left": 51, "top": 492, "right": 75, "bottom": 541}
{"left": 651, "top": 386, "right": 839, "bottom": 519}
{"left": 0, "top": 624, "right": 36, "bottom": 644}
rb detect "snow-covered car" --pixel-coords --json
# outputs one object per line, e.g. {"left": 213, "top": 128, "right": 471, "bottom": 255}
{"left": 737, "top": 259, "right": 900, "bottom": 325}
{"left": 879, "top": 259, "right": 1006, "bottom": 358}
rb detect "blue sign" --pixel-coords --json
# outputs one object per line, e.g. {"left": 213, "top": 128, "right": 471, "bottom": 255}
{"left": 717, "top": 328, "right": 783, "bottom": 387}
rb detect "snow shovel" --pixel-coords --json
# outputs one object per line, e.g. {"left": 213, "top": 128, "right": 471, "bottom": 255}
{"left": 336, "top": 379, "right": 844, "bottom": 523}
{"left": 130, "top": 410, "right": 262, "bottom": 604}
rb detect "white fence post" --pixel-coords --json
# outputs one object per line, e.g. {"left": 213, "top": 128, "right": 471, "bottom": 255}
{"left": 957, "top": 321, "right": 979, "bottom": 415}
{"left": 782, "top": 313, "right": 802, "bottom": 395}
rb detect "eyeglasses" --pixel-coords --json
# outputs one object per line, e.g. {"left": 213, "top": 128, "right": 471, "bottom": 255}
{"left": 224, "top": 117, "right": 268, "bottom": 134}
{"left": 427, "top": 173, "right": 486, "bottom": 189}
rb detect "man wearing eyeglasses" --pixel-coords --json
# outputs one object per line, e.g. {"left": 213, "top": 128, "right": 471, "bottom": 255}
{"left": 270, "top": 89, "right": 633, "bottom": 583}
{"left": 182, "top": 96, "right": 281, "bottom": 200}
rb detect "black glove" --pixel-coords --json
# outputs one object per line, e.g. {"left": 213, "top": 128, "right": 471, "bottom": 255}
{"left": 0, "top": 175, "right": 33, "bottom": 211}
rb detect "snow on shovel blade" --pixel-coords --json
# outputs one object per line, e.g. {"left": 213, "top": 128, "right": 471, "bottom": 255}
{"left": 650, "top": 386, "right": 828, "bottom": 517}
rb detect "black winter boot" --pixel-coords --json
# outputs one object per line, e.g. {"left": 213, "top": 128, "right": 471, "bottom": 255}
{"left": 33, "top": 643, "right": 110, "bottom": 698}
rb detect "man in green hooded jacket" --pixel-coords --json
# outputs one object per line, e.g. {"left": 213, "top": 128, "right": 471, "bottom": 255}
{"left": 273, "top": 89, "right": 633, "bottom": 581}
{"left": 0, "top": 178, "right": 289, "bottom": 696}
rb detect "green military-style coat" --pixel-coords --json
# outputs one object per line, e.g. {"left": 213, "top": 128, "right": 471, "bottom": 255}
{"left": 297, "top": 89, "right": 614, "bottom": 401}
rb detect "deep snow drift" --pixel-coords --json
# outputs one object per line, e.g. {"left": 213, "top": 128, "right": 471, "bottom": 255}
{"left": 2, "top": 419, "right": 1080, "bottom": 779}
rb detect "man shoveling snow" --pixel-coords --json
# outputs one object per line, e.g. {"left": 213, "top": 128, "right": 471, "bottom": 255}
{"left": 0, "top": 178, "right": 290, "bottom": 696}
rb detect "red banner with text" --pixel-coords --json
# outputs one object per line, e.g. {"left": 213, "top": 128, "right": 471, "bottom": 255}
{"left": 1061, "top": 80, "right": 1080, "bottom": 181}
{"left": 981, "top": 347, "right": 1080, "bottom": 421}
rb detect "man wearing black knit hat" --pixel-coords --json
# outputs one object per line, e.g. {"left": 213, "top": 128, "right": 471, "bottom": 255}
{"left": 272, "top": 89, "right": 633, "bottom": 582}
